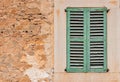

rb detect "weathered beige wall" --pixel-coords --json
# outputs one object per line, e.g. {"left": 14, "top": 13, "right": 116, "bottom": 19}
{"left": 54, "top": 0, "right": 120, "bottom": 82}
{"left": 0, "top": 0, "right": 54, "bottom": 82}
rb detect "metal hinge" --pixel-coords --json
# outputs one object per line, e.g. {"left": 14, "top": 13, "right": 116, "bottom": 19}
{"left": 107, "top": 9, "right": 110, "bottom": 13}
{"left": 65, "top": 9, "right": 67, "bottom": 12}
{"left": 107, "top": 68, "right": 109, "bottom": 72}
{"left": 65, "top": 69, "right": 67, "bottom": 71}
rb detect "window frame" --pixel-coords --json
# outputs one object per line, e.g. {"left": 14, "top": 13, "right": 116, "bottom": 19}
{"left": 66, "top": 7, "right": 107, "bottom": 73}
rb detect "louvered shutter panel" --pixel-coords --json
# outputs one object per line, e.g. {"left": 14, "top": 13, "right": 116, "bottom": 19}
{"left": 66, "top": 8, "right": 87, "bottom": 72}
{"left": 88, "top": 8, "right": 107, "bottom": 72}
{"left": 66, "top": 8, "right": 107, "bottom": 72}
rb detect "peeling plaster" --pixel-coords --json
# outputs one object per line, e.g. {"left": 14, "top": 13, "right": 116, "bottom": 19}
{"left": 24, "top": 67, "right": 49, "bottom": 82}
{"left": 25, "top": 54, "right": 50, "bottom": 82}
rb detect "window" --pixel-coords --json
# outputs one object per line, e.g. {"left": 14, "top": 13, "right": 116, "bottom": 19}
{"left": 66, "top": 7, "right": 107, "bottom": 72}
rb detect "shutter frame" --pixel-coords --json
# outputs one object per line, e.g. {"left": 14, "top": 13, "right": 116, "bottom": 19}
{"left": 66, "top": 8, "right": 87, "bottom": 72}
{"left": 88, "top": 8, "right": 107, "bottom": 72}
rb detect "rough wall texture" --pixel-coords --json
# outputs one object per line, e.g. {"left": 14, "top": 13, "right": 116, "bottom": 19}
{"left": 0, "top": 0, "right": 54, "bottom": 82}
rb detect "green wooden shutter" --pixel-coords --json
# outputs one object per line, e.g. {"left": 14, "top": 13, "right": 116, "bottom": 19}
{"left": 66, "top": 8, "right": 87, "bottom": 72}
{"left": 88, "top": 8, "right": 107, "bottom": 72}
{"left": 66, "top": 7, "right": 107, "bottom": 72}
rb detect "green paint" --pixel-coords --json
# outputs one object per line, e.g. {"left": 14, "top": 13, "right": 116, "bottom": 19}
{"left": 103, "top": 9, "right": 107, "bottom": 72}
{"left": 86, "top": 8, "right": 90, "bottom": 72}
{"left": 66, "top": 7, "right": 107, "bottom": 72}
{"left": 83, "top": 8, "right": 88, "bottom": 72}
{"left": 88, "top": 8, "right": 107, "bottom": 72}
{"left": 66, "top": 10, "right": 70, "bottom": 70}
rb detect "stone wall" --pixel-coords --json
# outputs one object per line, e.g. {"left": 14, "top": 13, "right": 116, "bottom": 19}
{"left": 0, "top": 0, "right": 54, "bottom": 82}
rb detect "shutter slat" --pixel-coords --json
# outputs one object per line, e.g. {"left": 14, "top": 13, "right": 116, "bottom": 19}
{"left": 70, "top": 57, "right": 84, "bottom": 59}
{"left": 90, "top": 19, "right": 103, "bottom": 21}
{"left": 70, "top": 21, "right": 84, "bottom": 23}
{"left": 70, "top": 55, "right": 84, "bottom": 57}
{"left": 70, "top": 19, "right": 83, "bottom": 21}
